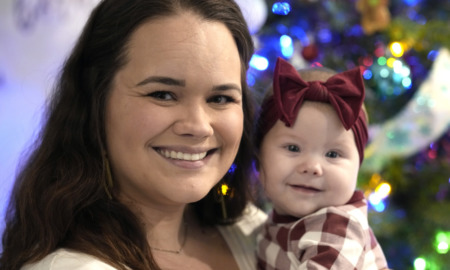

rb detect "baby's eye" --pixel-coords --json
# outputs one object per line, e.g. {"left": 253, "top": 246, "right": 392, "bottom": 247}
{"left": 147, "top": 91, "right": 175, "bottom": 101}
{"left": 326, "top": 151, "right": 339, "bottom": 158}
{"left": 208, "top": 95, "right": 236, "bottom": 104}
{"left": 286, "top": 145, "right": 300, "bottom": 152}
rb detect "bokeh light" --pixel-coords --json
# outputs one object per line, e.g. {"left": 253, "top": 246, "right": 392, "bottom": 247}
{"left": 280, "top": 35, "right": 294, "bottom": 58}
{"left": 390, "top": 42, "right": 405, "bottom": 57}
{"left": 435, "top": 231, "right": 450, "bottom": 254}
{"left": 250, "top": 54, "right": 269, "bottom": 71}
{"left": 414, "top": 257, "right": 426, "bottom": 270}
{"left": 272, "top": 2, "right": 291, "bottom": 15}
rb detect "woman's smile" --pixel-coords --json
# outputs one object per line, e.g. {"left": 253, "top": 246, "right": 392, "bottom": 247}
{"left": 153, "top": 147, "right": 218, "bottom": 170}
{"left": 156, "top": 148, "right": 208, "bottom": 161}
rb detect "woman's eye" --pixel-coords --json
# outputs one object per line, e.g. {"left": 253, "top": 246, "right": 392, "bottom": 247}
{"left": 208, "top": 95, "right": 235, "bottom": 104}
{"left": 286, "top": 145, "right": 300, "bottom": 152}
{"left": 326, "top": 151, "right": 339, "bottom": 158}
{"left": 147, "top": 91, "right": 175, "bottom": 101}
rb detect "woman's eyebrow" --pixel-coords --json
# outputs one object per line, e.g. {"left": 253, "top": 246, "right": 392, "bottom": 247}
{"left": 212, "top": 83, "right": 242, "bottom": 93}
{"left": 136, "top": 76, "right": 241, "bottom": 93}
{"left": 136, "top": 76, "right": 186, "bottom": 87}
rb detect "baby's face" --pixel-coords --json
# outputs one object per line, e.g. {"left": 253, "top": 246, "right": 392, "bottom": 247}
{"left": 259, "top": 101, "right": 360, "bottom": 217}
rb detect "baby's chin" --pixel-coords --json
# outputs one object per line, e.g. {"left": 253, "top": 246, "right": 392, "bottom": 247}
{"left": 274, "top": 205, "right": 320, "bottom": 218}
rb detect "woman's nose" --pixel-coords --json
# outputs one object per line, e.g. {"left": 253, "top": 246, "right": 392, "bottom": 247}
{"left": 172, "top": 103, "right": 214, "bottom": 138}
{"left": 296, "top": 158, "right": 323, "bottom": 176}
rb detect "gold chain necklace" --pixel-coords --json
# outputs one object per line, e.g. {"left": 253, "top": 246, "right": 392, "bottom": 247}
{"left": 150, "top": 223, "right": 188, "bottom": 255}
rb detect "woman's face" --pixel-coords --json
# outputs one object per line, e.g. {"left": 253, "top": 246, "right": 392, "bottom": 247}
{"left": 105, "top": 12, "right": 243, "bottom": 207}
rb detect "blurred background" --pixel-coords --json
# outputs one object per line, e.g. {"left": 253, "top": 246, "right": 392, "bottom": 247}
{"left": 1, "top": 0, "right": 449, "bottom": 269}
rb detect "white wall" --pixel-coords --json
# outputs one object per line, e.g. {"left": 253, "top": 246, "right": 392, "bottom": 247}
{"left": 0, "top": 0, "right": 98, "bottom": 245}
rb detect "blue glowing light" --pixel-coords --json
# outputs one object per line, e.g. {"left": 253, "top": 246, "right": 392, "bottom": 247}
{"left": 291, "top": 26, "right": 309, "bottom": 44}
{"left": 407, "top": 9, "right": 418, "bottom": 21}
{"left": 317, "top": 28, "right": 332, "bottom": 43}
{"left": 363, "top": 70, "right": 373, "bottom": 80}
{"left": 249, "top": 54, "right": 269, "bottom": 71}
{"left": 427, "top": 50, "right": 438, "bottom": 61}
{"left": 369, "top": 193, "right": 387, "bottom": 212}
{"left": 281, "top": 47, "right": 294, "bottom": 58}
{"left": 280, "top": 35, "right": 294, "bottom": 58}
{"left": 402, "top": 77, "right": 412, "bottom": 89}
{"left": 403, "top": 0, "right": 421, "bottom": 6}
{"left": 372, "top": 201, "right": 386, "bottom": 212}
{"left": 280, "top": 35, "right": 292, "bottom": 47}
{"left": 228, "top": 163, "right": 237, "bottom": 174}
{"left": 392, "top": 73, "right": 402, "bottom": 83}
{"left": 346, "top": 25, "right": 364, "bottom": 37}
{"left": 246, "top": 73, "right": 256, "bottom": 86}
{"left": 272, "top": 2, "right": 291, "bottom": 15}
{"left": 415, "top": 15, "right": 427, "bottom": 25}
{"left": 276, "top": 24, "right": 289, "bottom": 34}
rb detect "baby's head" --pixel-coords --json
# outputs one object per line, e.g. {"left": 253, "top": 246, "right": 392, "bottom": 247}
{"left": 255, "top": 58, "right": 368, "bottom": 164}
{"left": 254, "top": 58, "right": 368, "bottom": 217}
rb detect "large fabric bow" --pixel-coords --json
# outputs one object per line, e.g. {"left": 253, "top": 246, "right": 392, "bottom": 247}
{"left": 273, "top": 57, "right": 365, "bottom": 130}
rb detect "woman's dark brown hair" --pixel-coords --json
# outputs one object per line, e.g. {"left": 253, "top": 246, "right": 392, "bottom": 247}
{"left": 0, "top": 1, "right": 255, "bottom": 269}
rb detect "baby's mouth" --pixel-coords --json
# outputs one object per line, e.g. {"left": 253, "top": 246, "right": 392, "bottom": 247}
{"left": 155, "top": 148, "right": 213, "bottom": 161}
{"left": 291, "top": 184, "right": 321, "bottom": 192}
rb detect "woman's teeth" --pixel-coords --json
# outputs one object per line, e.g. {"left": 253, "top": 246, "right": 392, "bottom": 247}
{"left": 158, "top": 149, "right": 207, "bottom": 161}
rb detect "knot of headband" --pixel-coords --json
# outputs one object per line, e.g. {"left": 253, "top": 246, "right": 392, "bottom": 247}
{"left": 258, "top": 57, "right": 368, "bottom": 164}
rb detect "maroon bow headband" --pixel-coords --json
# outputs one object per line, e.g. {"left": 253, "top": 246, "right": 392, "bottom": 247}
{"left": 257, "top": 57, "right": 368, "bottom": 164}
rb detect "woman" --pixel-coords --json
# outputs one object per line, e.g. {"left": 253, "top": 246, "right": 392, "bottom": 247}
{"left": 0, "top": 0, "right": 266, "bottom": 269}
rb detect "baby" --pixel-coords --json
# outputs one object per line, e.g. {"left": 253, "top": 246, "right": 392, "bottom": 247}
{"left": 255, "top": 58, "right": 388, "bottom": 269}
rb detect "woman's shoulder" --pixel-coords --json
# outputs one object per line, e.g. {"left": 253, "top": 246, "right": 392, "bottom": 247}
{"left": 21, "top": 249, "right": 117, "bottom": 270}
{"left": 217, "top": 203, "right": 267, "bottom": 244}
{"left": 236, "top": 203, "right": 268, "bottom": 234}
{"left": 217, "top": 204, "right": 268, "bottom": 270}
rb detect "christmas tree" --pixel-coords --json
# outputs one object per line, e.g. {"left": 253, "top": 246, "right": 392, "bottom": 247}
{"left": 243, "top": 0, "right": 450, "bottom": 269}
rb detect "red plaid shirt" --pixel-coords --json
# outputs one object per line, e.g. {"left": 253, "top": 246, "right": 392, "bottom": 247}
{"left": 257, "top": 191, "right": 388, "bottom": 270}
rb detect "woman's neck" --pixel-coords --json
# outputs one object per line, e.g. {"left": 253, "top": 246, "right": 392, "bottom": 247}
{"left": 119, "top": 194, "right": 189, "bottom": 252}
{"left": 145, "top": 207, "right": 189, "bottom": 254}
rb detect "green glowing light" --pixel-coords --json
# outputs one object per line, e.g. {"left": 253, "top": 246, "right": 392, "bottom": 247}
{"left": 437, "top": 242, "right": 449, "bottom": 254}
{"left": 414, "top": 257, "right": 426, "bottom": 270}
{"left": 434, "top": 231, "right": 450, "bottom": 254}
{"left": 377, "top": 57, "right": 387, "bottom": 66}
